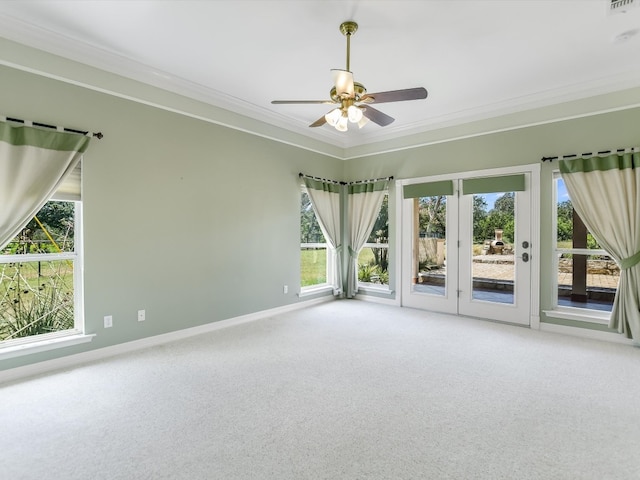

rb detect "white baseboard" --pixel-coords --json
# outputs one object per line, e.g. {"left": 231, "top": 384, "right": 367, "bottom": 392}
{"left": 1, "top": 296, "right": 334, "bottom": 385}
{"left": 540, "top": 322, "right": 635, "bottom": 346}
{"left": 355, "top": 292, "right": 400, "bottom": 306}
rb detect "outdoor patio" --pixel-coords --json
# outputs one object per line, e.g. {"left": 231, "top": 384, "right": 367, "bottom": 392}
{"left": 415, "top": 254, "right": 619, "bottom": 311}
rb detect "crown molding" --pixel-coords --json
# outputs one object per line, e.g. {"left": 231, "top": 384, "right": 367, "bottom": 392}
{"left": 1, "top": 13, "right": 640, "bottom": 160}
{"left": 0, "top": 14, "right": 351, "bottom": 149}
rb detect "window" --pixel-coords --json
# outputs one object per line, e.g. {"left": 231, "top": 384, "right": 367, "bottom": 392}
{"left": 0, "top": 200, "right": 82, "bottom": 345}
{"left": 357, "top": 193, "right": 389, "bottom": 287}
{"left": 300, "top": 188, "right": 329, "bottom": 289}
{"left": 553, "top": 173, "right": 618, "bottom": 316}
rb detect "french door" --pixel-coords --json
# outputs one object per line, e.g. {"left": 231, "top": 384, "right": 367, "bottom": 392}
{"left": 400, "top": 170, "right": 534, "bottom": 325}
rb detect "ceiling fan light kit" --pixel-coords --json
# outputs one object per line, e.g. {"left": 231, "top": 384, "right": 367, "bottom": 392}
{"left": 325, "top": 108, "right": 342, "bottom": 126}
{"left": 357, "top": 116, "right": 370, "bottom": 129}
{"left": 336, "top": 115, "right": 349, "bottom": 132}
{"left": 272, "top": 21, "right": 428, "bottom": 132}
{"left": 347, "top": 104, "right": 363, "bottom": 123}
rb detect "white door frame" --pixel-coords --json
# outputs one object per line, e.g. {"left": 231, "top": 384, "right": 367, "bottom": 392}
{"left": 395, "top": 164, "right": 540, "bottom": 327}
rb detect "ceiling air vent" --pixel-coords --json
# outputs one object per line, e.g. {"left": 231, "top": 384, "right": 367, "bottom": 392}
{"left": 609, "top": 0, "right": 638, "bottom": 15}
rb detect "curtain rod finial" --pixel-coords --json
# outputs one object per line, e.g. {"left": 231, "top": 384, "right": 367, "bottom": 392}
{"left": 93, "top": 132, "right": 103, "bottom": 139}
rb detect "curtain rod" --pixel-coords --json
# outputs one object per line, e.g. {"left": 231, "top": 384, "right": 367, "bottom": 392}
{"left": 2, "top": 115, "right": 103, "bottom": 139}
{"left": 299, "top": 172, "right": 393, "bottom": 185}
{"left": 347, "top": 175, "right": 394, "bottom": 185}
{"left": 541, "top": 146, "right": 638, "bottom": 162}
{"left": 299, "top": 172, "right": 344, "bottom": 185}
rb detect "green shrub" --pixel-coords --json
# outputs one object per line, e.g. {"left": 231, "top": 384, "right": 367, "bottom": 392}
{"left": 0, "top": 262, "right": 74, "bottom": 342}
{"left": 358, "top": 263, "right": 388, "bottom": 285}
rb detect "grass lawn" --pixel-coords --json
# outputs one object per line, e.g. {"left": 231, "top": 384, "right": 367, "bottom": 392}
{"left": 300, "top": 249, "right": 327, "bottom": 286}
{"left": 357, "top": 247, "right": 375, "bottom": 266}
{"left": 300, "top": 247, "right": 384, "bottom": 287}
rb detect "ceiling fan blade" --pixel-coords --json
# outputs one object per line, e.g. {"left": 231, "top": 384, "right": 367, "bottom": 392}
{"left": 271, "top": 100, "right": 335, "bottom": 105}
{"left": 331, "top": 69, "right": 354, "bottom": 97}
{"left": 309, "top": 115, "right": 328, "bottom": 128}
{"left": 361, "top": 87, "right": 428, "bottom": 104}
{"left": 362, "top": 106, "right": 395, "bottom": 127}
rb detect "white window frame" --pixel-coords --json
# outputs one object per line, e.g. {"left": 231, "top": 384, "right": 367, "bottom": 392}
{"left": 0, "top": 198, "right": 92, "bottom": 359}
{"left": 299, "top": 186, "right": 333, "bottom": 295}
{"left": 546, "top": 171, "right": 614, "bottom": 325}
{"left": 357, "top": 191, "right": 391, "bottom": 293}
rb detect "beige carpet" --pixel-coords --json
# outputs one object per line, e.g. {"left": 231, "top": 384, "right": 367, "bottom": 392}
{"left": 2, "top": 299, "right": 640, "bottom": 479}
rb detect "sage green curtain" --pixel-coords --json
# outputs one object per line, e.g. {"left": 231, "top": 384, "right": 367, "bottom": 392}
{"left": 559, "top": 151, "right": 640, "bottom": 340}
{"left": 302, "top": 177, "right": 343, "bottom": 295}
{"left": 0, "top": 121, "right": 91, "bottom": 250}
{"left": 346, "top": 180, "right": 389, "bottom": 298}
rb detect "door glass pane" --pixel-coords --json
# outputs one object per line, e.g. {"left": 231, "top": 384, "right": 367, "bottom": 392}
{"left": 472, "top": 192, "right": 515, "bottom": 304}
{"left": 412, "top": 196, "right": 447, "bottom": 295}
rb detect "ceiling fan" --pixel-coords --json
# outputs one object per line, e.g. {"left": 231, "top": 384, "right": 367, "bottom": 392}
{"left": 271, "top": 21, "right": 428, "bottom": 132}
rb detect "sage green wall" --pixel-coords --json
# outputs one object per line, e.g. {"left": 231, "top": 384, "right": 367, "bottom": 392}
{"left": 344, "top": 107, "right": 640, "bottom": 326}
{"left": 0, "top": 65, "right": 343, "bottom": 371}
{"left": 2, "top": 58, "right": 639, "bottom": 372}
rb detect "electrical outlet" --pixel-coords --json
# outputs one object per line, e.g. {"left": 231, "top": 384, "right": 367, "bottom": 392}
{"left": 138, "top": 309, "right": 145, "bottom": 322}
{"left": 104, "top": 315, "right": 113, "bottom": 328}
{"left": 283, "top": 285, "right": 288, "bottom": 294}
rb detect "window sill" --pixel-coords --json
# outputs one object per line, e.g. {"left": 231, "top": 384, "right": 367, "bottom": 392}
{"left": 357, "top": 284, "right": 394, "bottom": 296}
{"left": 543, "top": 307, "right": 610, "bottom": 325}
{"left": 298, "top": 284, "right": 336, "bottom": 298}
{"left": 0, "top": 332, "right": 95, "bottom": 360}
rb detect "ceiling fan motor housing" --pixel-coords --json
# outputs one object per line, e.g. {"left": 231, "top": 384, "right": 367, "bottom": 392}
{"left": 330, "top": 82, "right": 367, "bottom": 103}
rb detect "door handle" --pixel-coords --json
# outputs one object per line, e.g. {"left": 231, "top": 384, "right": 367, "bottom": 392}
{"left": 517, "top": 252, "right": 530, "bottom": 263}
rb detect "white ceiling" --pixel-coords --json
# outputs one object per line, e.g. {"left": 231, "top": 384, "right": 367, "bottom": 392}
{"left": 1, "top": 0, "right": 640, "bottom": 151}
